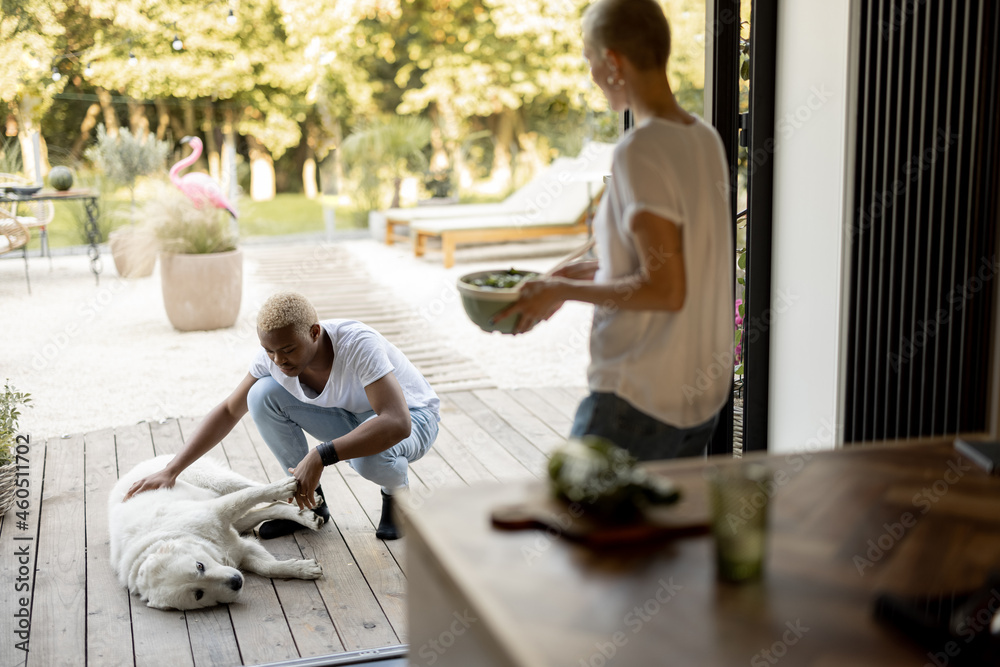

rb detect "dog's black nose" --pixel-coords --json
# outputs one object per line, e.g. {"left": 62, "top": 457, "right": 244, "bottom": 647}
{"left": 230, "top": 574, "right": 243, "bottom": 591}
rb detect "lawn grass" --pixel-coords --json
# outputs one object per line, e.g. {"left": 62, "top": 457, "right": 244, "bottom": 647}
{"left": 27, "top": 192, "right": 368, "bottom": 252}
{"left": 25, "top": 197, "right": 130, "bottom": 252}
{"left": 24, "top": 186, "right": 506, "bottom": 252}
{"left": 238, "top": 194, "right": 325, "bottom": 237}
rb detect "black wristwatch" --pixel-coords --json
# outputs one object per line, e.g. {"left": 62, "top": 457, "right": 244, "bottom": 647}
{"left": 317, "top": 440, "right": 340, "bottom": 466}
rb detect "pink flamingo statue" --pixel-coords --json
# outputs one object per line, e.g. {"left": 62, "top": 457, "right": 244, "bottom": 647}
{"left": 169, "top": 136, "right": 238, "bottom": 218}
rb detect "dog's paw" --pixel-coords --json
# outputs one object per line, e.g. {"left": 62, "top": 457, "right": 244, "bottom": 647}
{"left": 299, "top": 509, "right": 325, "bottom": 531}
{"left": 267, "top": 477, "right": 298, "bottom": 501}
{"left": 293, "top": 558, "right": 323, "bottom": 579}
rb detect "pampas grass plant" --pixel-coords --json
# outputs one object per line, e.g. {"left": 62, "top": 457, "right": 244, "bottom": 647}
{"left": 142, "top": 182, "right": 237, "bottom": 255}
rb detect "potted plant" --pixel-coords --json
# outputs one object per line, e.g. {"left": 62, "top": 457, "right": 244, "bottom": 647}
{"left": 85, "top": 125, "right": 170, "bottom": 278}
{"left": 0, "top": 380, "right": 31, "bottom": 517}
{"left": 144, "top": 182, "right": 243, "bottom": 331}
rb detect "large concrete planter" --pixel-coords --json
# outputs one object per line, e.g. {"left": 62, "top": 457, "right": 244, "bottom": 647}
{"left": 109, "top": 227, "right": 156, "bottom": 278}
{"left": 160, "top": 248, "right": 243, "bottom": 331}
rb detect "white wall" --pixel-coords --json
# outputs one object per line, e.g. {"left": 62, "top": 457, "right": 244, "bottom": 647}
{"left": 767, "top": 0, "right": 858, "bottom": 453}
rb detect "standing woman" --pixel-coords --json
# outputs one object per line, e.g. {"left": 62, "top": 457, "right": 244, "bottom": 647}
{"left": 497, "top": 0, "right": 733, "bottom": 460}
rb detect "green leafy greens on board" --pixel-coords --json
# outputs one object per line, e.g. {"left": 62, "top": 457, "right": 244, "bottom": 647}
{"left": 547, "top": 436, "right": 681, "bottom": 521}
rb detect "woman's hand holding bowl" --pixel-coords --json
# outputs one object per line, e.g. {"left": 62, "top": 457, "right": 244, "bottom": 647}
{"left": 491, "top": 277, "right": 567, "bottom": 335}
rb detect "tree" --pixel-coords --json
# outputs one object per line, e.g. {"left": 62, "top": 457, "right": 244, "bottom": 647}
{"left": 85, "top": 124, "right": 169, "bottom": 224}
{"left": 385, "top": 0, "right": 594, "bottom": 193}
{"left": 277, "top": 0, "right": 387, "bottom": 198}
{"left": 340, "top": 115, "right": 432, "bottom": 213}
{"left": 70, "top": 0, "right": 329, "bottom": 200}
{"left": 662, "top": 0, "right": 708, "bottom": 117}
{"left": 0, "top": 1, "right": 65, "bottom": 180}
{"left": 24, "top": 0, "right": 716, "bottom": 208}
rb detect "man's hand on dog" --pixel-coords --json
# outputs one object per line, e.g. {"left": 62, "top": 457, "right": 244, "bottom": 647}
{"left": 289, "top": 449, "right": 324, "bottom": 511}
{"left": 124, "top": 469, "right": 177, "bottom": 501}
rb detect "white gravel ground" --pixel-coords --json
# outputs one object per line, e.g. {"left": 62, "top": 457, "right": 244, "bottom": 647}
{"left": 0, "top": 236, "right": 592, "bottom": 439}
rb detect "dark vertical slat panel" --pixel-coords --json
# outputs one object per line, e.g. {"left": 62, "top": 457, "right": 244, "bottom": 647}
{"left": 847, "top": 0, "right": 877, "bottom": 442}
{"left": 873, "top": 0, "right": 904, "bottom": 441}
{"left": 929, "top": 2, "right": 960, "bottom": 436}
{"left": 932, "top": 3, "right": 969, "bottom": 434}
{"left": 846, "top": 0, "right": 997, "bottom": 442}
{"left": 989, "top": 4, "right": 1000, "bottom": 433}
{"left": 891, "top": 0, "right": 923, "bottom": 439}
{"left": 921, "top": 1, "right": 940, "bottom": 434}
{"left": 742, "top": 0, "right": 778, "bottom": 454}
{"left": 869, "top": 0, "right": 888, "bottom": 439}
{"left": 962, "top": 2, "right": 1000, "bottom": 430}
{"left": 859, "top": 0, "right": 888, "bottom": 441}
{"left": 706, "top": 0, "right": 740, "bottom": 456}
{"left": 904, "top": 0, "right": 934, "bottom": 440}
{"left": 964, "top": 1, "right": 983, "bottom": 433}
{"left": 941, "top": 1, "right": 972, "bottom": 434}
{"left": 915, "top": 0, "right": 945, "bottom": 438}
{"left": 988, "top": 2, "right": 999, "bottom": 434}
{"left": 847, "top": 0, "right": 859, "bottom": 443}
{"left": 967, "top": 3, "right": 1000, "bottom": 433}
{"left": 951, "top": 1, "right": 984, "bottom": 430}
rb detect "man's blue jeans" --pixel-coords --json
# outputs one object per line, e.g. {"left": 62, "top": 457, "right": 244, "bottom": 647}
{"left": 247, "top": 377, "right": 438, "bottom": 495}
{"left": 570, "top": 391, "right": 719, "bottom": 461}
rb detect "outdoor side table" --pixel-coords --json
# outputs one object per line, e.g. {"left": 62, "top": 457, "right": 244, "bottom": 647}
{"left": 0, "top": 189, "right": 102, "bottom": 283}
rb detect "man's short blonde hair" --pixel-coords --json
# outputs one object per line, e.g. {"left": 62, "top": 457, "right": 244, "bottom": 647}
{"left": 257, "top": 292, "right": 318, "bottom": 338}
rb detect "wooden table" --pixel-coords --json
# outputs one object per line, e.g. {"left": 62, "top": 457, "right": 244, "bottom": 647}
{"left": 400, "top": 442, "right": 1000, "bottom": 666}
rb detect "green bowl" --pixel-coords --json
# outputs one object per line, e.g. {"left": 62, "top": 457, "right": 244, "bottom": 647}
{"left": 457, "top": 269, "right": 536, "bottom": 334}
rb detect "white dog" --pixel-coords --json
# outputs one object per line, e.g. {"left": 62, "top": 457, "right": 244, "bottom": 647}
{"left": 108, "top": 455, "right": 324, "bottom": 610}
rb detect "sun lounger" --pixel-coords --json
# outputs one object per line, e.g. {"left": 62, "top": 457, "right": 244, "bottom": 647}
{"left": 381, "top": 158, "right": 570, "bottom": 238}
{"left": 394, "top": 142, "right": 614, "bottom": 267}
{"left": 411, "top": 172, "right": 607, "bottom": 267}
{"left": 412, "top": 213, "right": 595, "bottom": 268}
{"left": 380, "top": 141, "right": 615, "bottom": 247}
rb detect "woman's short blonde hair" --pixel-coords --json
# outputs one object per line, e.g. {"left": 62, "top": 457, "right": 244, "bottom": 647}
{"left": 583, "top": 0, "right": 671, "bottom": 71}
{"left": 257, "top": 292, "right": 318, "bottom": 338}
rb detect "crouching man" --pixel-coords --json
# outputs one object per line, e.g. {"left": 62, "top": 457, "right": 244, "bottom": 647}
{"left": 125, "top": 291, "right": 440, "bottom": 540}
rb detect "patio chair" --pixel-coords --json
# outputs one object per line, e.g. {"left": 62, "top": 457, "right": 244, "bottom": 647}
{"left": 0, "top": 172, "right": 55, "bottom": 261}
{"left": 380, "top": 141, "right": 616, "bottom": 246}
{"left": 0, "top": 216, "right": 31, "bottom": 293}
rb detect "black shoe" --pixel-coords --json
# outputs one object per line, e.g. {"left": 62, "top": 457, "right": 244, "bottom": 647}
{"left": 313, "top": 485, "right": 331, "bottom": 525}
{"left": 258, "top": 518, "right": 304, "bottom": 540}
{"left": 259, "top": 486, "right": 330, "bottom": 540}
{"left": 376, "top": 490, "right": 401, "bottom": 541}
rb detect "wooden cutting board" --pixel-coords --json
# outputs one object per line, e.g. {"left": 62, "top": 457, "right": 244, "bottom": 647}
{"left": 490, "top": 484, "right": 710, "bottom": 547}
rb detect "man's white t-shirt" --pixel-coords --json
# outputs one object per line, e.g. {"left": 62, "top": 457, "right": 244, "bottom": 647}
{"left": 588, "top": 115, "right": 734, "bottom": 428}
{"left": 249, "top": 319, "right": 440, "bottom": 420}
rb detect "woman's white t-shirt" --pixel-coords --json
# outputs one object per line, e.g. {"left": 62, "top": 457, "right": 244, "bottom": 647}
{"left": 249, "top": 319, "right": 440, "bottom": 420}
{"left": 588, "top": 115, "right": 734, "bottom": 428}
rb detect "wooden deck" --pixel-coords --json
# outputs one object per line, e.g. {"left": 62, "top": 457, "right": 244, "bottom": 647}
{"left": 0, "top": 386, "right": 587, "bottom": 667}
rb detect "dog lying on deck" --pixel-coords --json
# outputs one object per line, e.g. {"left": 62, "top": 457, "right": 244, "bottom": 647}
{"left": 108, "top": 455, "right": 323, "bottom": 610}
